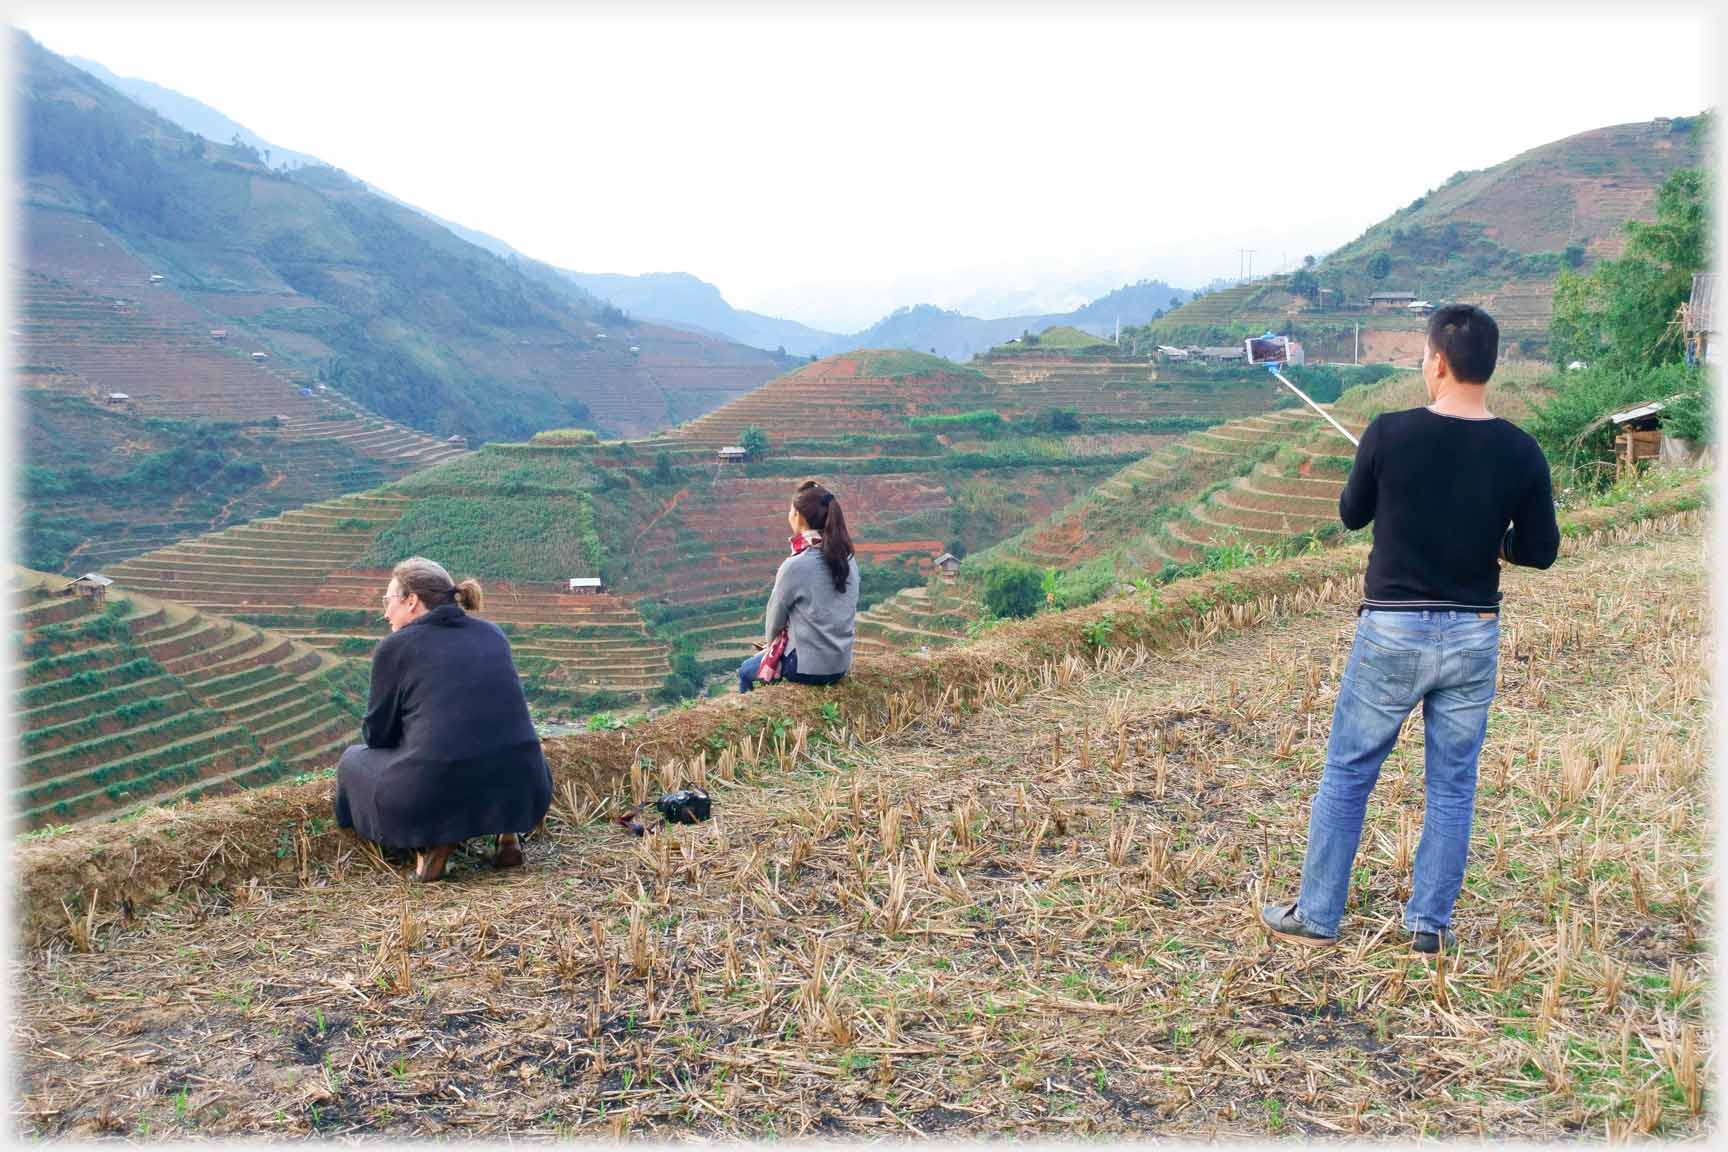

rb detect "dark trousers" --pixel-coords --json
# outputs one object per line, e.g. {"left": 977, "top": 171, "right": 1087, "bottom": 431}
{"left": 736, "top": 648, "right": 846, "bottom": 694}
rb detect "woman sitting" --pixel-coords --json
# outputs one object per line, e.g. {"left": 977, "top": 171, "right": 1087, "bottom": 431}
{"left": 335, "top": 557, "right": 552, "bottom": 882}
{"left": 737, "top": 479, "right": 860, "bottom": 693}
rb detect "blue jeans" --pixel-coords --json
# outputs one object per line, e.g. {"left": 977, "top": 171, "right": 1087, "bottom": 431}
{"left": 1296, "top": 609, "right": 1499, "bottom": 937}
{"left": 736, "top": 648, "right": 846, "bottom": 694}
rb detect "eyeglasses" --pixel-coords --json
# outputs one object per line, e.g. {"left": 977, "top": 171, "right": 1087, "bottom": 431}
{"left": 381, "top": 591, "right": 402, "bottom": 607}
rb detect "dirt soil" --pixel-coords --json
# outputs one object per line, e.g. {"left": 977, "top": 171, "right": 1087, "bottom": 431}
{"left": 11, "top": 513, "right": 1710, "bottom": 1140}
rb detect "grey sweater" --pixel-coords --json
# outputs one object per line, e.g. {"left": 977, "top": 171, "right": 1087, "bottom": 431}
{"left": 763, "top": 548, "right": 859, "bottom": 676}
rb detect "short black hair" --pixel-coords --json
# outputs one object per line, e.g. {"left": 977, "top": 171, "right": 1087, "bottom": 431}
{"left": 1426, "top": 304, "right": 1498, "bottom": 384}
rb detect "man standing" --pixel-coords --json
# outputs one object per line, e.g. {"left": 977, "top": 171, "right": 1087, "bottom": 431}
{"left": 1261, "top": 304, "right": 1559, "bottom": 954}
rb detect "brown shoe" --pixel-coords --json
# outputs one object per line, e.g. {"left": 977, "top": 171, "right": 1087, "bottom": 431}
{"left": 412, "top": 843, "right": 457, "bottom": 882}
{"left": 494, "top": 833, "right": 525, "bottom": 869}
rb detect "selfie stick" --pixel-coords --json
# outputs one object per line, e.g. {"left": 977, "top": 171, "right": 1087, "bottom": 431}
{"left": 1268, "top": 365, "right": 1359, "bottom": 448}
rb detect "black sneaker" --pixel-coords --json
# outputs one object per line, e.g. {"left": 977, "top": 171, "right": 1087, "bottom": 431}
{"left": 1411, "top": 927, "right": 1456, "bottom": 955}
{"left": 1260, "top": 901, "right": 1337, "bottom": 947}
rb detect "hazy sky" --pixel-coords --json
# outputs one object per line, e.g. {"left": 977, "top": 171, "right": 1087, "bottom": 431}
{"left": 20, "top": 6, "right": 1718, "bottom": 332}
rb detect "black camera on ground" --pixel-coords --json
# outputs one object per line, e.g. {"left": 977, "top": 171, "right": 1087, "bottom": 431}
{"left": 653, "top": 788, "right": 712, "bottom": 825}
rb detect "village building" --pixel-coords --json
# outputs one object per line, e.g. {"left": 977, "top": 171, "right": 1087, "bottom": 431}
{"left": 250, "top": 351, "right": 268, "bottom": 362}
{"left": 1368, "top": 291, "right": 1418, "bottom": 311}
{"left": 933, "top": 552, "right": 962, "bottom": 583}
{"left": 717, "top": 445, "right": 749, "bottom": 463}
{"left": 567, "top": 577, "right": 604, "bottom": 594}
{"left": 60, "top": 573, "right": 114, "bottom": 604}
{"left": 209, "top": 329, "right": 227, "bottom": 341}
{"left": 105, "top": 392, "right": 130, "bottom": 405}
{"left": 1199, "top": 346, "right": 1245, "bottom": 362}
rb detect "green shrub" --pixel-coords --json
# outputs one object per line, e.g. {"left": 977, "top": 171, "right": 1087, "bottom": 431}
{"left": 908, "top": 410, "right": 1004, "bottom": 437}
{"left": 980, "top": 562, "right": 1043, "bottom": 620}
{"left": 1529, "top": 362, "right": 1708, "bottom": 474}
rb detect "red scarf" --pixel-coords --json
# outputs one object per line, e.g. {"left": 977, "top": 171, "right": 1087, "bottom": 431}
{"left": 757, "top": 531, "right": 822, "bottom": 682}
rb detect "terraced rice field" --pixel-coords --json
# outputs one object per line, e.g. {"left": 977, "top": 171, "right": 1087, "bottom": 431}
{"left": 101, "top": 492, "right": 671, "bottom": 707}
{"left": 971, "top": 355, "right": 1283, "bottom": 426}
{"left": 855, "top": 406, "right": 1366, "bottom": 657}
{"left": 18, "top": 272, "right": 467, "bottom": 470}
{"left": 661, "top": 354, "right": 1001, "bottom": 449}
{"left": 854, "top": 581, "right": 981, "bottom": 660}
{"left": 12, "top": 569, "right": 361, "bottom": 830}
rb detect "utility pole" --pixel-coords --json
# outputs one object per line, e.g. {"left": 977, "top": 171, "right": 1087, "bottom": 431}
{"left": 1114, "top": 315, "right": 1120, "bottom": 346}
{"left": 1354, "top": 321, "right": 1360, "bottom": 365}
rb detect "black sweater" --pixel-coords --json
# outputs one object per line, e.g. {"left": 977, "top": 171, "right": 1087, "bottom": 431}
{"left": 1339, "top": 407, "right": 1559, "bottom": 613}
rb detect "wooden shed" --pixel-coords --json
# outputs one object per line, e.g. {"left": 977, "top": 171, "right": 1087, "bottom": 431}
{"left": 60, "top": 573, "right": 114, "bottom": 604}
{"left": 567, "top": 577, "right": 604, "bottom": 594}
{"left": 1606, "top": 401, "right": 1705, "bottom": 475}
{"left": 933, "top": 552, "right": 962, "bottom": 584}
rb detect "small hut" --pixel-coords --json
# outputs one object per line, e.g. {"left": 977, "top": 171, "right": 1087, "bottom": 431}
{"left": 1609, "top": 401, "right": 1665, "bottom": 474}
{"left": 933, "top": 552, "right": 962, "bottom": 584}
{"left": 251, "top": 351, "right": 268, "bottom": 362}
{"left": 567, "top": 577, "right": 604, "bottom": 595}
{"left": 61, "top": 573, "right": 114, "bottom": 604}
{"left": 1605, "top": 401, "right": 1706, "bottom": 474}
{"left": 717, "top": 446, "right": 749, "bottom": 464}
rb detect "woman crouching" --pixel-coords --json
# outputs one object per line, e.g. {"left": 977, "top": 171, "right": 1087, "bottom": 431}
{"left": 335, "top": 557, "right": 552, "bottom": 882}
{"left": 738, "top": 479, "right": 859, "bottom": 693}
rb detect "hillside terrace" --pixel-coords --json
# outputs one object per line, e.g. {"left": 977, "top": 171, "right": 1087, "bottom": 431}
{"left": 12, "top": 569, "right": 362, "bottom": 830}
{"left": 102, "top": 492, "right": 672, "bottom": 707}
{"left": 18, "top": 273, "right": 468, "bottom": 469}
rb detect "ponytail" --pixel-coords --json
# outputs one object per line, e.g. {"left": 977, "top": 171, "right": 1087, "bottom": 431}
{"left": 391, "top": 557, "right": 484, "bottom": 613}
{"left": 792, "top": 480, "right": 855, "bottom": 594}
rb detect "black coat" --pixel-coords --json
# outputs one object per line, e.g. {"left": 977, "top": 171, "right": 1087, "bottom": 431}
{"left": 334, "top": 602, "right": 551, "bottom": 850}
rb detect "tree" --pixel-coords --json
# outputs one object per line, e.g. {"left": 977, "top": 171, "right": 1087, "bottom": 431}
{"left": 1043, "top": 407, "right": 1081, "bottom": 433}
{"left": 653, "top": 450, "right": 675, "bottom": 483}
{"left": 1169, "top": 295, "right": 1182, "bottom": 309}
{"left": 739, "top": 425, "right": 768, "bottom": 457}
{"left": 1367, "top": 252, "right": 1392, "bottom": 280}
{"left": 1288, "top": 268, "right": 1319, "bottom": 300}
{"left": 1563, "top": 244, "right": 1586, "bottom": 269}
{"left": 1549, "top": 167, "right": 1709, "bottom": 372}
{"left": 1302, "top": 254, "right": 1316, "bottom": 269}
{"left": 981, "top": 562, "right": 1042, "bottom": 619}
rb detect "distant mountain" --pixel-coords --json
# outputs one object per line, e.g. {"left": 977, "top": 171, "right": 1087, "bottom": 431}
{"left": 66, "top": 54, "right": 326, "bottom": 172}
{"left": 25, "top": 34, "right": 792, "bottom": 441}
{"left": 57, "top": 51, "right": 1191, "bottom": 367}
{"left": 816, "top": 278, "right": 1192, "bottom": 362}
{"left": 63, "top": 54, "right": 564, "bottom": 270}
{"left": 1151, "top": 114, "right": 1710, "bottom": 351}
{"left": 561, "top": 270, "right": 840, "bottom": 357}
